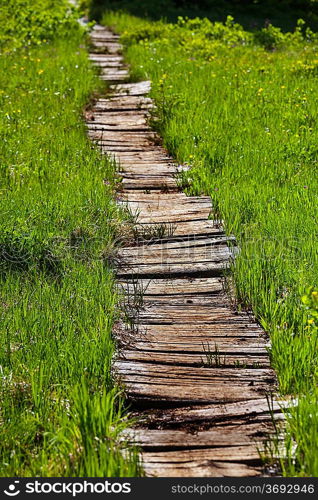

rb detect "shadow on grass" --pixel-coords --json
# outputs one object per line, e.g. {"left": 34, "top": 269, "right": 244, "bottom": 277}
{"left": 88, "top": 0, "right": 318, "bottom": 31}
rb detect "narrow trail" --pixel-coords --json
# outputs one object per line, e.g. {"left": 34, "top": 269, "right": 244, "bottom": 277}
{"left": 87, "top": 25, "right": 282, "bottom": 477}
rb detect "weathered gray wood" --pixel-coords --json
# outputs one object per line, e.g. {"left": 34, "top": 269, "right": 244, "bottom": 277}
{"left": 141, "top": 398, "right": 284, "bottom": 425}
{"left": 100, "top": 71, "right": 129, "bottom": 82}
{"left": 92, "top": 42, "right": 122, "bottom": 53}
{"left": 121, "top": 333, "right": 268, "bottom": 351}
{"left": 133, "top": 220, "right": 224, "bottom": 237}
{"left": 124, "top": 342, "right": 268, "bottom": 355}
{"left": 87, "top": 124, "right": 150, "bottom": 133}
{"left": 92, "top": 96, "right": 153, "bottom": 112}
{"left": 109, "top": 81, "right": 152, "bottom": 96}
{"left": 127, "top": 423, "right": 274, "bottom": 449}
{"left": 117, "top": 243, "right": 231, "bottom": 277}
{"left": 121, "top": 193, "right": 211, "bottom": 203}
{"left": 115, "top": 161, "right": 176, "bottom": 171}
{"left": 143, "top": 446, "right": 262, "bottom": 462}
{"left": 118, "top": 321, "right": 266, "bottom": 336}
{"left": 122, "top": 177, "right": 177, "bottom": 190}
{"left": 119, "top": 169, "right": 176, "bottom": 178}
{"left": 118, "top": 276, "right": 224, "bottom": 295}
{"left": 119, "top": 350, "right": 270, "bottom": 368}
{"left": 87, "top": 117, "right": 148, "bottom": 127}
{"left": 89, "top": 55, "right": 123, "bottom": 63}
{"left": 117, "top": 165, "right": 177, "bottom": 176}
{"left": 142, "top": 459, "right": 262, "bottom": 478}
{"left": 115, "top": 380, "right": 271, "bottom": 404}
{"left": 119, "top": 237, "right": 231, "bottom": 255}
{"left": 88, "top": 130, "right": 157, "bottom": 144}
{"left": 117, "top": 260, "right": 228, "bottom": 277}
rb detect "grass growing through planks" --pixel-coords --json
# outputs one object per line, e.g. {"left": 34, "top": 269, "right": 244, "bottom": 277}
{"left": 97, "top": 7, "right": 318, "bottom": 476}
{"left": 0, "top": 1, "right": 141, "bottom": 476}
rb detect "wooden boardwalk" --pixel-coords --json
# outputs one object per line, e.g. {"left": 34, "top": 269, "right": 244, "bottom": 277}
{"left": 88, "top": 25, "right": 281, "bottom": 477}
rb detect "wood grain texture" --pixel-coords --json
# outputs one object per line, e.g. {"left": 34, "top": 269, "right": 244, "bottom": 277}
{"left": 88, "top": 25, "right": 282, "bottom": 477}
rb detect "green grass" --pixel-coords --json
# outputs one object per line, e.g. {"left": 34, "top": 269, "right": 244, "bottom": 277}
{"left": 100, "top": 10, "right": 318, "bottom": 476}
{"left": 0, "top": 2, "right": 141, "bottom": 477}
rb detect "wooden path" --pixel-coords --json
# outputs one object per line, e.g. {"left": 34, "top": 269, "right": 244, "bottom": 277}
{"left": 88, "top": 25, "right": 281, "bottom": 477}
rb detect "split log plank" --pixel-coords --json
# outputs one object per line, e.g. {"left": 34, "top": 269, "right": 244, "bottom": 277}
{"left": 142, "top": 460, "right": 261, "bottom": 477}
{"left": 119, "top": 350, "right": 270, "bottom": 368}
{"left": 127, "top": 423, "right": 274, "bottom": 449}
{"left": 132, "top": 220, "right": 224, "bottom": 238}
{"left": 118, "top": 276, "right": 224, "bottom": 295}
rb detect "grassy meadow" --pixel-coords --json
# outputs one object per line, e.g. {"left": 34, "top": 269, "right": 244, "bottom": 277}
{"left": 93, "top": 2, "right": 318, "bottom": 476}
{"left": 0, "top": 1, "right": 140, "bottom": 476}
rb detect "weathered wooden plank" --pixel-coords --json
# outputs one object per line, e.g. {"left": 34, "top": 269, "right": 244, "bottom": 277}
{"left": 100, "top": 71, "right": 129, "bottom": 81}
{"left": 118, "top": 251, "right": 230, "bottom": 269}
{"left": 118, "top": 329, "right": 267, "bottom": 346}
{"left": 118, "top": 324, "right": 267, "bottom": 343}
{"left": 87, "top": 124, "right": 150, "bottom": 133}
{"left": 117, "top": 260, "right": 228, "bottom": 277}
{"left": 109, "top": 81, "right": 151, "bottom": 96}
{"left": 87, "top": 115, "right": 148, "bottom": 127}
{"left": 142, "top": 459, "right": 261, "bottom": 477}
{"left": 117, "top": 165, "right": 177, "bottom": 176}
{"left": 90, "top": 29, "right": 119, "bottom": 38}
{"left": 92, "top": 61, "right": 126, "bottom": 68}
{"left": 91, "top": 31, "right": 120, "bottom": 38}
{"left": 143, "top": 446, "right": 263, "bottom": 463}
{"left": 122, "top": 205, "right": 215, "bottom": 222}
{"left": 122, "top": 178, "right": 177, "bottom": 190}
{"left": 127, "top": 423, "right": 273, "bottom": 449}
{"left": 129, "top": 342, "right": 268, "bottom": 354}
{"left": 91, "top": 110, "right": 148, "bottom": 119}
{"left": 118, "top": 252, "right": 232, "bottom": 267}
{"left": 118, "top": 276, "right": 224, "bottom": 295}
{"left": 110, "top": 150, "right": 169, "bottom": 157}
{"left": 119, "top": 350, "right": 270, "bottom": 368}
{"left": 90, "top": 31, "right": 120, "bottom": 36}
{"left": 119, "top": 237, "right": 230, "bottom": 256}
{"left": 92, "top": 96, "right": 153, "bottom": 110}
{"left": 92, "top": 137, "right": 158, "bottom": 147}
{"left": 89, "top": 55, "right": 123, "bottom": 63}
{"left": 92, "top": 42, "right": 122, "bottom": 53}
{"left": 132, "top": 220, "right": 224, "bottom": 237}
{"left": 131, "top": 210, "right": 214, "bottom": 224}
{"left": 131, "top": 303, "right": 248, "bottom": 318}
{"left": 96, "top": 96, "right": 152, "bottom": 103}
{"left": 93, "top": 137, "right": 158, "bottom": 149}
{"left": 142, "top": 398, "right": 284, "bottom": 425}
{"left": 116, "top": 380, "right": 270, "bottom": 404}
{"left": 88, "top": 130, "right": 157, "bottom": 142}
{"left": 118, "top": 320, "right": 266, "bottom": 336}
{"left": 119, "top": 170, "right": 176, "bottom": 179}
{"left": 90, "top": 36, "right": 120, "bottom": 42}
{"left": 115, "top": 361, "right": 273, "bottom": 380}
{"left": 121, "top": 193, "right": 211, "bottom": 203}
{"left": 98, "top": 146, "right": 155, "bottom": 153}
{"left": 139, "top": 293, "right": 229, "bottom": 304}
{"left": 115, "top": 157, "right": 174, "bottom": 165}
{"left": 105, "top": 148, "right": 158, "bottom": 155}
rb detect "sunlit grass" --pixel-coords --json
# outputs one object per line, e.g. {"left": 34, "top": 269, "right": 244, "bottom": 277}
{"left": 0, "top": 24, "right": 141, "bottom": 476}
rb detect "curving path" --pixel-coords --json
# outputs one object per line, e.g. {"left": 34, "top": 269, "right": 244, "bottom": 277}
{"left": 87, "top": 24, "right": 282, "bottom": 477}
